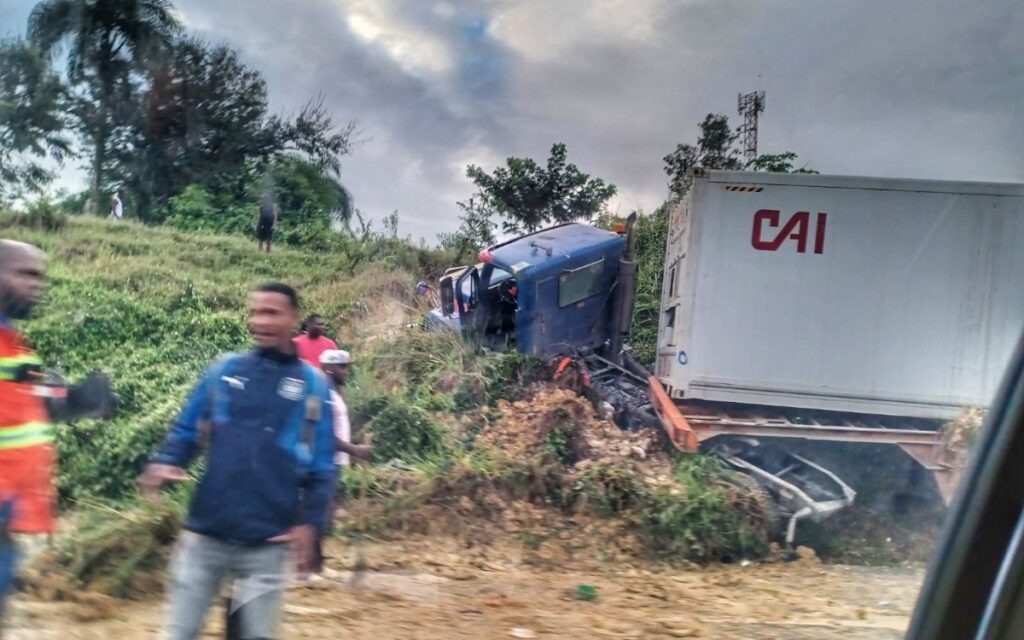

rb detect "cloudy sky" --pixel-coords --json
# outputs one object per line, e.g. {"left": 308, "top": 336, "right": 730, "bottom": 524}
{"left": 2, "top": 0, "right": 1021, "bottom": 241}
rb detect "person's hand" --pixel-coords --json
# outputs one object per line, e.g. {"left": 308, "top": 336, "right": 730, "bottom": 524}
{"left": 340, "top": 441, "right": 374, "bottom": 461}
{"left": 138, "top": 463, "right": 188, "bottom": 499}
{"left": 269, "top": 524, "right": 316, "bottom": 575}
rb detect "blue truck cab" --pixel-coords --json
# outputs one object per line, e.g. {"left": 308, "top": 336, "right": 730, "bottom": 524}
{"left": 439, "top": 223, "right": 627, "bottom": 356}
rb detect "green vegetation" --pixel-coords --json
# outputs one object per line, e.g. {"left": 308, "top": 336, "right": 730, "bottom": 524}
{"left": 624, "top": 205, "right": 670, "bottom": 366}
{"left": 5, "top": 0, "right": 355, "bottom": 249}
{"left": 0, "top": 215, "right": 447, "bottom": 502}
{"left": 2, "top": 216, "right": 777, "bottom": 596}
{"left": 466, "top": 142, "right": 617, "bottom": 235}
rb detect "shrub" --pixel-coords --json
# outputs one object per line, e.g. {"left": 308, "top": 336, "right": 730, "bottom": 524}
{"left": 0, "top": 197, "right": 67, "bottom": 231}
{"left": 365, "top": 394, "right": 446, "bottom": 463}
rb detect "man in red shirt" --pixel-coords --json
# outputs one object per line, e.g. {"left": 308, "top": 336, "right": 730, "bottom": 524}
{"left": 293, "top": 314, "right": 337, "bottom": 365}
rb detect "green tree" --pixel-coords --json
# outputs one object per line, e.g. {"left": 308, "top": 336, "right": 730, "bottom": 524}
{"left": 274, "top": 95, "right": 357, "bottom": 179}
{"left": 124, "top": 37, "right": 277, "bottom": 218}
{"left": 0, "top": 38, "right": 71, "bottom": 201}
{"left": 28, "top": 0, "right": 182, "bottom": 211}
{"left": 113, "top": 38, "right": 354, "bottom": 223}
{"left": 664, "top": 114, "right": 816, "bottom": 199}
{"left": 467, "top": 142, "right": 617, "bottom": 235}
{"left": 663, "top": 114, "right": 743, "bottom": 199}
{"left": 437, "top": 197, "right": 497, "bottom": 262}
{"left": 748, "top": 151, "right": 817, "bottom": 174}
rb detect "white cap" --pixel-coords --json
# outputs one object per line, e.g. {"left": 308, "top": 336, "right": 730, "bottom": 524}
{"left": 319, "top": 349, "right": 351, "bottom": 365}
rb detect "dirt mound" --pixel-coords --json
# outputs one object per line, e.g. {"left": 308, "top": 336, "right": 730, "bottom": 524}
{"left": 476, "top": 387, "right": 673, "bottom": 483}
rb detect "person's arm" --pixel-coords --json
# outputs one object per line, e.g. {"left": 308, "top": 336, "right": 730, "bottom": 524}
{"left": 338, "top": 439, "right": 373, "bottom": 461}
{"left": 273, "top": 209, "right": 278, "bottom": 229}
{"left": 139, "top": 370, "right": 211, "bottom": 494}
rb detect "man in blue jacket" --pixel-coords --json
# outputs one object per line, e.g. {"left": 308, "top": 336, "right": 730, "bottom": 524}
{"left": 139, "top": 282, "right": 336, "bottom": 640}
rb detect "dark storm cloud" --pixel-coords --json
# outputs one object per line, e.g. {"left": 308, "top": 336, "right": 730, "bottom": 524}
{"left": 2, "top": 0, "right": 1020, "bottom": 240}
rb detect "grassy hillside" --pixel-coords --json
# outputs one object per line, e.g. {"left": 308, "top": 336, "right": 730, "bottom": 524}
{"left": 0, "top": 213, "right": 443, "bottom": 501}
{"left": 4, "top": 212, "right": 776, "bottom": 598}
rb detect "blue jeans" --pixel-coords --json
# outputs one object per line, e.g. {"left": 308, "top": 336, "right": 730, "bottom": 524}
{"left": 166, "top": 531, "right": 287, "bottom": 640}
{"left": 0, "top": 500, "right": 17, "bottom": 627}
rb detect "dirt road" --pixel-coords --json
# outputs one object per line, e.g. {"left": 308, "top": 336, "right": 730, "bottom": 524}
{"left": 8, "top": 536, "right": 924, "bottom": 639}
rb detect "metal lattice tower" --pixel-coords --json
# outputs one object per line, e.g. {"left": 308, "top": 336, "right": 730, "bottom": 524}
{"left": 737, "top": 90, "right": 766, "bottom": 162}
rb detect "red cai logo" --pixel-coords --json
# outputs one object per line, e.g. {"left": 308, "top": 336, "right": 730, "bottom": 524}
{"left": 751, "top": 210, "right": 827, "bottom": 254}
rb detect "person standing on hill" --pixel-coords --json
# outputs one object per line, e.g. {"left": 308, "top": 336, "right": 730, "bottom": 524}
{"left": 293, "top": 314, "right": 337, "bottom": 366}
{"left": 313, "top": 349, "right": 372, "bottom": 575}
{"left": 109, "top": 189, "right": 124, "bottom": 220}
{"left": 256, "top": 193, "right": 277, "bottom": 253}
{"left": 139, "top": 282, "right": 336, "bottom": 640}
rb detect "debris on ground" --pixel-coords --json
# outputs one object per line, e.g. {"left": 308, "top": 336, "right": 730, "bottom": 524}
{"left": 476, "top": 387, "right": 672, "bottom": 481}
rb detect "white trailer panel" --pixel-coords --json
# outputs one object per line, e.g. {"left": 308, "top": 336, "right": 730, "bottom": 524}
{"left": 655, "top": 170, "right": 1024, "bottom": 419}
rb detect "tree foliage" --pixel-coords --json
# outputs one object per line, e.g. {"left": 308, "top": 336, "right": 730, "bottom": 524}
{"left": 12, "top": 0, "right": 357, "bottom": 243}
{"left": 274, "top": 95, "right": 357, "bottom": 178}
{"left": 747, "top": 151, "right": 818, "bottom": 174}
{"left": 467, "top": 142, "right": 617, "bottom": 235}
{"left": 663, "top": 114, "right": 742, "bottom": 199}
{"left": 664, "top": 113, "right": 814, "bottom": 199}
{"left": 437, "top": 197, "right": 497, "bottom": 262}
{"left": 0, "top": 38, "right": 71, "bottom": 200}
{"left": 262, "top": 154, "right": 353, "bottom": 236}
{"left": 108, "top": 37, "right": 355, "bottom": 227}
{"left": 28, "top": 0, "right": 182, "bottom": 208}
{"left": 123, "top": 37, "right": 277, "bottom": 217}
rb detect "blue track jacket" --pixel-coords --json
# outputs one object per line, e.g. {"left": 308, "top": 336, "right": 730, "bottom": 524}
{"left": 152, "top": 348, "right": 336, "bottom": 544}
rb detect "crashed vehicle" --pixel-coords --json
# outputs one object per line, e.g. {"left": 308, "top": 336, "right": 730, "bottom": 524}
{"left": 432, "top": 168, "right": 1024, "bottom": 544}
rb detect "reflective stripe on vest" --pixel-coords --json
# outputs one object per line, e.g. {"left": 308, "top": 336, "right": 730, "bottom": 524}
{"left": 0, "top": 421, "right": 54, "bottom": 449}
{"left": 0, "top": 353, "right": 43, "bottom": 381}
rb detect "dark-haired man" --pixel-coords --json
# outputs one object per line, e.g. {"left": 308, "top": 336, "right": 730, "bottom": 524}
{"left": 293, "top": 313, "right": 336, "bottom": 366}
{"left": 256, "top": 193, "right": 276, "bottom": 252}
{"left": 140, "top": 282, "right": 336, "bottom": 639}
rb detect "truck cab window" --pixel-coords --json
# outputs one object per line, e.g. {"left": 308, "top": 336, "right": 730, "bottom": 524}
{"left": 558, "top": 259, "right": 605, "bottom": 307}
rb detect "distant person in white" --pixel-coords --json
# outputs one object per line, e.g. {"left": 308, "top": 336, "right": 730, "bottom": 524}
{"left": 109, "top": 189, "right": 124, "bottom": 220}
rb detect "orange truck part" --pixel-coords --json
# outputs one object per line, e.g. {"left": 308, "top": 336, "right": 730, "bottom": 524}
{"left": 647, "top": 376, "right": 698, "bottom": 452}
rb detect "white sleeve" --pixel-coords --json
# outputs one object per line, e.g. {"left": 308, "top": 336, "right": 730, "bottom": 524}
{"left": 330, "top": 390, "right": 352, "bottom": 465}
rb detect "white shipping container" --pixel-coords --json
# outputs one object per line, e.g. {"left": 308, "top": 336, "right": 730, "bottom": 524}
{"left": 655, "top": 169, "right": 1024, "bottom": 420}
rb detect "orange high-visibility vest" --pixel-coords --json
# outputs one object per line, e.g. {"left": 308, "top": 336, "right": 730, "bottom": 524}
{"left": 0, "top": 325, "right": 55, "bottom": 533}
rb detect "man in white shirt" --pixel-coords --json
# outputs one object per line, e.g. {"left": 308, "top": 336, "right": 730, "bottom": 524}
{"left": 315, "top": 349, "right": 372, "bottom": 574}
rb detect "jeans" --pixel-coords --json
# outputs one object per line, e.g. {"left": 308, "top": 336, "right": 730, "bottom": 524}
{"left": 166, "top": 531, "right": 287, "bottom": 640}
{"left": 0, "top": 499, "right": 16, "bottom": 628}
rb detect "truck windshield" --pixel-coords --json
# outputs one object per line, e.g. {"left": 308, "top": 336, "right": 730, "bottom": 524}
{"left": 489, "top": 267, "right": 512, "bottom": 288}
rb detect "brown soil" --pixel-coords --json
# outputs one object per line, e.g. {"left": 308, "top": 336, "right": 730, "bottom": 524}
{"left": 7, "top": 535, "right": 925, "bottom": 639}
{"left": 477, "top": 387, "right": 675, "bottom": 483}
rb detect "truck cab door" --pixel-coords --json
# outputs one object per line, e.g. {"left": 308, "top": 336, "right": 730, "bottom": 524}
{"left": 455, "top": 268, "right": 483, "bottom": 344}
{"left": 440, "top": 275, "right": 456, "bottom": 317}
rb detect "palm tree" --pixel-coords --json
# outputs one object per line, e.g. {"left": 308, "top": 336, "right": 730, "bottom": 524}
{"left": 28, "top": 0, "right": 181, "bottom": 212}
